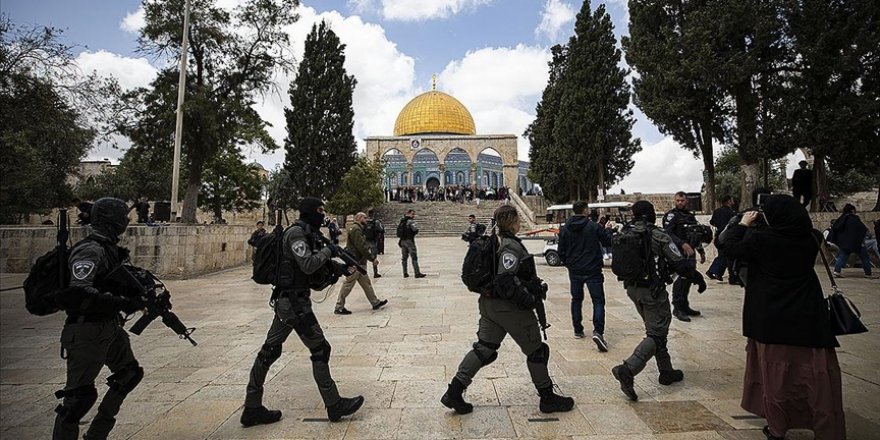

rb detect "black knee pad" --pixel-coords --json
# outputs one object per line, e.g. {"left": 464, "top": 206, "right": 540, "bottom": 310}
{"left": 309, "top": 340, "right": 332, "bottom": 363}
{"left": 472, "top": 339, "right": 500, "bottom": 366}
{"left": 648, "top": 335, "right": 668, "bottom": 351}
{"left": 526, "top": 343, "right": 550, "bottom": 365}
{"left": 258, "top": 343, "right": 282, "bottom": 365}
{"left": 293, "top": 312, "right": 319, "bottom": 337}
{"left": 55, "top": 385, "right": 98, "bottom": 423}
{"left": 106, "top": 361, "right": 144, "bottom": 395}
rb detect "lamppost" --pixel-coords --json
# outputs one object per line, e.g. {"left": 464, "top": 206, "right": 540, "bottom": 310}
{"left": 170, "top": 0, "right": 191, "bottom": 222}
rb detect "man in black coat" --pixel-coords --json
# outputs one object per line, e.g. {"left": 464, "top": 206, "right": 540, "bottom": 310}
{"left": 706, "top": 195, "right": 737, "bottom": 283}
{"left": 830, "top": 204, "right": 875, "bottom": 278}
{"left": 663, "top": 192, "right": 706, "bottom": 322}
{"left": 791, "top": 160, "right": 813, "bottom": 209}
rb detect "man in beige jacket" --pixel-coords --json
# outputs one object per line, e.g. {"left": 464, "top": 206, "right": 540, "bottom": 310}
{"left": 335, "top": 212, "right": 389, "bottom": 314}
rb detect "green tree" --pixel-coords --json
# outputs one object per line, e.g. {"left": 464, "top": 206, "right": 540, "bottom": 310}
{"left": 780, "top": 0, "right": 880, "bottom": 209}
{"left": 553, "top": 1, "right": 640, "bottom": 201}
{"left": 121, "top": 0, "right": 298, "bottom": 222}
{"left": 624, "top": 0, "right": 727, "bottom": 212}
{"left": 199, "top": 151, "right": 264, "bottom": 221}
{"left": 283, "top": 20, "right": 357, "bottom": 205}
{"left": 525, "top": 45, "right": 570, "bottom": 203}
{"left": 0, "top": 19, "right": 96, "bottom": 223}
{"left": 325, "top": 157, "right": 385, "bottom": 215}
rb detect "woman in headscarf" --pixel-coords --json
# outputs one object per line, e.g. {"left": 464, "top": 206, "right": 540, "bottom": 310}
{"left": 722, "top": 195, "right": 844, "bottom": 440}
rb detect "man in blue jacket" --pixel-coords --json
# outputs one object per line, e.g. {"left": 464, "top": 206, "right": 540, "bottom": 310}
{"left": 558, "top": 201, "right": 613, "bottom": 351}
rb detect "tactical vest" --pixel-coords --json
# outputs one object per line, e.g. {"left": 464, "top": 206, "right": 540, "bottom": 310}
{"left": 276, "top": 221, "right": 332, "bottom": 292}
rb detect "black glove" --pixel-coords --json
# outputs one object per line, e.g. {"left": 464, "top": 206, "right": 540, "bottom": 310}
{"left": 513, "top": 287, "right": 536, "bottom": 309}
{"left": 115, "top": 296, "right": 146, "bottom": 314}
{"left": 691, "top": 271, "right": 707, "bottom": 293}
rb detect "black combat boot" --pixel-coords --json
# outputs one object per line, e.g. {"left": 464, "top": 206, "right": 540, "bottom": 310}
{"left": 537, "top": 385, "right": 575, "bottom": 413}
{"left": 612, "top": 363, "right": 639, "bottom": 401}
{"left": 440, "top": 378, "right": 473, "bottom": 414}
{"left": 327, "top": 395, "right": 364, "bottom": 422}
{"left": 240, "top": 405, "right": 282, "bottom": 427}
{"left": 658, "top": 369, "right": 684, "bottom": 385}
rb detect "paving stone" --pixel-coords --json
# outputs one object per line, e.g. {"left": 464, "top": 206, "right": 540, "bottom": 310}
{"left": 2, "top": 236, "right": 878, "bottom": 439}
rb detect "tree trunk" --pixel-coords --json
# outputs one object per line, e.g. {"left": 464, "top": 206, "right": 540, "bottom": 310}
{"left": 813, "top": 153, "right": 827, "bottom": 212}
{"left": 596, "top": 161, "right": 605, "bottom": 203}
{"left": 740, "top": 162, "right": 760, "bottom": 208}
{"left": 699, "top": 126, "right": 716, "bottom": 213}
{"left": 180, "top": 172, "right": 201, "bottom": 223}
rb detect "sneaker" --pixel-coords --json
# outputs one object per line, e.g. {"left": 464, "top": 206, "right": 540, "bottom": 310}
{"left": 592, "top": 332, "right": 608, "bottom": 352}
{"left": 683, "top": 307, "right": 701, "bottom": 317}
{"left": 403, "top": 273, "right": 410, "bottom": 278}
{"left": 833, "top": 271, "right": 844, "bottom": 278}
{"left": 414, "top": 273, "right": 427, "bottom": 278}
{"left": 538, "top": 385, "right": 575, "bottom": 413}
{"left": 658, "top": 369, "right": 684, "bottom": 385}
{"left": 574, "top": 332, "right": 585, "bottom": 339}
{"left": 864, "top": 274, "right": 879, "bottom": 279}
{"left": 240, "top": 406, "right": 282, "bottom": 427}
{"left": 327, "top": 396, "right": 364, "bottom": 422}
{"left": 611, "top": 364, "right": 638, "bottom": 401}
{"left": 372, "top": 299, "right": 388, "bottom": 310}
{"left": 334, "top": 308, "right": 352, "bottom": 315}
{"left": 705, "top": 270, "right": 722, "bottom": 281}
{"left": 373, "top": 273, "right": 382, "bottom": 279}
{"left": 673, "top": 309, "right": 691, "bottom": 322}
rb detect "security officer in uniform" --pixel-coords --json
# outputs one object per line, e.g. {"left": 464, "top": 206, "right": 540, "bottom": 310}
{"left": 442, "top": 205, "right": 574, "bottom": 414}
{"left": 398, "top": 209, "right": 426, "bottom": 278}
{"left": 52, "top": 197, "right": 146, "bottom": 440}
{"left": 461, "top": 214, "right": 486, "bottom": 243}
{"left": 611, "top": 201, "right": 707, "bottom": 402}
{"left": 241, "top": 197, "right": 364, "bottom": 426}
{"left": 663, "top": 191, "right": 706, "bottom": 321}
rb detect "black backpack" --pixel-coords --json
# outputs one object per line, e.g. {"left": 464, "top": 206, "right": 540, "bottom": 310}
{"left": 24, "top": 210, "right": 71, "bottom": 316}
{"left": 461, "top": 232, "right": 497, "bottom": 294}
{"left": 364, "top": 219, "right": 378, "bottom": 241}
{"left": 23, "top": 247, "right": 69, "bottom": 316}
{"left": 252, "top": 211, "right": 288, "bottom": 285}
{"left": 611, "top": 225, "right": 651, "bottom": 283}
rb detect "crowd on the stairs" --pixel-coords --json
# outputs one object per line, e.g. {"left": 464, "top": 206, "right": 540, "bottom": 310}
{"left": 385, "top": 185, "right": 511, "bottom": 203}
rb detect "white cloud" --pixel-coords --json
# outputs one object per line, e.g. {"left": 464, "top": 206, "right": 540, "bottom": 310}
{"left": 120, "top": 6, "right": 146, "bottom": 34}
{"left": 535, "top": 0, "right": 575, "bottom": 41}
{"left": 610, "top": 136, "right": 705, "bottom": 194}
{"left": 439, "top": 44, "right": 551, "bottom": 160}
{"left": 75, "top": 50, "right": 158, "bottom": 90}
{"left": 379, "top": 0, "right": 493, "bottom": 21}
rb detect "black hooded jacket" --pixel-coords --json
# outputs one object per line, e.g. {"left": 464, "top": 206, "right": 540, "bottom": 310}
{"left": 558, "top": 215, "right": 612, "bottom": 275}
{"left": 722, "top": 195, "right": 837, "bottom": 348}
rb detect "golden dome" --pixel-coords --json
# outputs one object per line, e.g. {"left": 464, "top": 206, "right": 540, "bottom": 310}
{"left": 393, "top": 90, "right": 476, "bottom": 136}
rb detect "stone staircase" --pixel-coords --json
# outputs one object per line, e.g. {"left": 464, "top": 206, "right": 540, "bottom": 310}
{"left": 376, "top": 200, "right": 504, "bottom": 236}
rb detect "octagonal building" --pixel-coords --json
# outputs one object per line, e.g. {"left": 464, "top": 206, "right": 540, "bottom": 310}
{"left": 366, "top": 84, "right": 533, "bottom": 194}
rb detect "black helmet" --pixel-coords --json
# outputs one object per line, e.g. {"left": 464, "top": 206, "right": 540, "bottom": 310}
{"left": 631, "top": 200, "right": 656, "bottom": 223}
{"left": 91, "top": 197, "right": 130, "bottom": 237}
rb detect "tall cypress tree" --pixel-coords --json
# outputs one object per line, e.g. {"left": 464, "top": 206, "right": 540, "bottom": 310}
{"left": 525, "top": 45, "right": 571, "bottom": 203}
{"left": 283, "top": 20, "right": 357, "bottom": 206}
{"left": 552, "top": 1, "right": 640, "bottom": 201}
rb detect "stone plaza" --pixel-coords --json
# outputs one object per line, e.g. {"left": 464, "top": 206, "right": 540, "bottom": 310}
{"left": 1, "top": 236, "right": 878, "bottom": 439}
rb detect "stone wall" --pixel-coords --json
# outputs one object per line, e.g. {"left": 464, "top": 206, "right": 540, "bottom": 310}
{"left": 1, "top": 225, "right": 253, "bottom": 279}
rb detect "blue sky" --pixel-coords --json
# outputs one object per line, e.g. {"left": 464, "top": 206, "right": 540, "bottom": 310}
{"left": 5, "top": 0, "right": 784, "bottom": 193}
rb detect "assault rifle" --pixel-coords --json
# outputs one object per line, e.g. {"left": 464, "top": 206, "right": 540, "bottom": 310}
{"left": 526, "top": 279, "right": 551, "bottom": 340}
{"left": 318, "top": 235, "right": 367, "bottom": 276}
{"left": 105, "top": 265, "right": 198, "bottom": 346}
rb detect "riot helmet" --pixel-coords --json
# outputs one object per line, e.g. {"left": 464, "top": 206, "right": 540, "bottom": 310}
{"left": 631, "top": 200, "right": 656, "bottom": 223}
{"left": 90, "top": 197, "right": 130, "bottom": 237}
